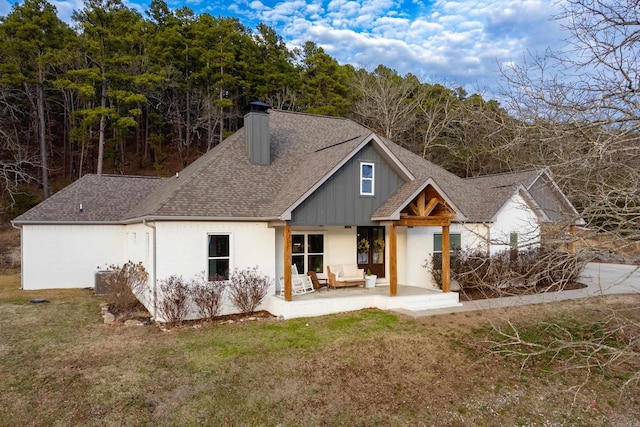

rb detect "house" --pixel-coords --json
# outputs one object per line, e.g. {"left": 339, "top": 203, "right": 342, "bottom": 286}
{"left": 12, "top": 106, "right": 580, "bottom": 319}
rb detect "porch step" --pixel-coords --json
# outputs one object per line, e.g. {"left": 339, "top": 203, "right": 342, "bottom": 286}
{"left": 264, "top": 288, "right": 461, "bottom": 319}
{"left": 385, "top": 292, "right": 461, "bottom": 311}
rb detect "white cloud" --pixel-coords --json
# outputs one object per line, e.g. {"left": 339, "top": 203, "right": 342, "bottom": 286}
{"left": 51, "top": 0, "right": 85, "bottom": 23}
{"left": 24, "top": 0, "right": 567, "bottom": 98}
{"left": 245, "top": 0, "right": 565, "bottom": 96}
{"left": 250, "top": 1, "right": 266, "bottom": 11}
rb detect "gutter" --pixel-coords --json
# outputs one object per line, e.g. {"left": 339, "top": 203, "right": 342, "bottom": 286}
{"left": 12, "top": 215, "right": 282, "bottom": 226}
{"left": 142, "top": 219, "right": 157, "bottom": 321}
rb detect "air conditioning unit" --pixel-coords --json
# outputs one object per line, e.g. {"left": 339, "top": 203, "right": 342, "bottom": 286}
{"left": 94, "top": 271, "right": 116, "bottom": 295}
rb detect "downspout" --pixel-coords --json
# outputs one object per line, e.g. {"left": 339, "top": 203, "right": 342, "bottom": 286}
{"left": 10, "top": 221, "right": 23, "bottom": 290}
{"left": 143, "top": 219, "right": 157, "bottom": 320}
{"left": 485, "top": 223, "right": 491, "bottom": 257}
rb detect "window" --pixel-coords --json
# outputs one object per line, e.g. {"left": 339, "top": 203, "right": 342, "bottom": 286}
{"left": 509, "top": 232, "right": 519, "bottom": 249}
{"left": 292, "top": 233, "right": 324, "bottom": 274}
{"left": 208, "top": 234, "right": 230, "bottom": 280}
{"left": 433, "top": 233, "right": 461, "bottom": 253}
{"left": 360, "top": 162, "right": 374, "bottom": 196}
{"left": 509, "top": 232, "right": 519, "bottom": 261}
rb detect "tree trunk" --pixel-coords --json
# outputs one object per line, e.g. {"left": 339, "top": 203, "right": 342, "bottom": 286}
{"left": 96, "top": 77, "right": 108, "bottom": 175}
{"left": 37, "top": 67, "right": 49, "bottom": 199}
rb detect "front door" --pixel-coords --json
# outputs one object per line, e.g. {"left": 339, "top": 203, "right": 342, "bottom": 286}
{"left": 357, "top": 226, "right": 385, "bottom": 277}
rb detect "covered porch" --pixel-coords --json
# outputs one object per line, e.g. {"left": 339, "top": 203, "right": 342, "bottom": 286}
{"left": 264, "top": 284, "right": 461, "bottom": 319}
{"left": 277, "top": 182, "right": 460, "bottom": 313}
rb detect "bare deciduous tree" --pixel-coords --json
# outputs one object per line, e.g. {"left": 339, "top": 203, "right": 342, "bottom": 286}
{"left": 350, "top": 65, "right": 423, "bottom": 142}
{"left": 0, "top": 124, "right": 38, "bottom": 214}
{"left": 490, "top": 0, "right": 640, "bottom": 390}
{"left": 499, "top": 0, "right": 640, "bottom": 243}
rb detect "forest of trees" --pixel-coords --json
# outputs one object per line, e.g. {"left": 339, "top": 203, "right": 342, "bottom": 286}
{"left": 0, "top": 0, "right": 518, "bottom": 218}
{"left": 0, "top": 0, "right": 638, "bottom": 243}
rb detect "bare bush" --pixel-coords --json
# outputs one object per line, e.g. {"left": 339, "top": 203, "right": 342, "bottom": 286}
{"left": 489, "top": 309, "right": 640, "bottom": 387}
{"left": 430, "top": 247, "right": 587, "bottom": 297}
{"left": 191, "top": 272, "right": 226, "bottom": 321}
{"left": 104, "top": 261, "right": 148, "bottom": 315}
{"left": 227, "top": 267, "right": 271, "bottom": 315}
{"left": 157, "top": 275, "right": 191, "bottom": 325}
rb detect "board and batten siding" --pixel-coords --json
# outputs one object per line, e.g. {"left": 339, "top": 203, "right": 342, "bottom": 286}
{"left": 528, "top": 175, "right": 569, "bottom": 222}
{"left": 289, "top": 143, "right": 404, "bottom": 226}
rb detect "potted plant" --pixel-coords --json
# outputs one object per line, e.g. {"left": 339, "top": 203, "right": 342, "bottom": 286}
{"left": 365, "top": 268, "right": 376, "bottom": 288}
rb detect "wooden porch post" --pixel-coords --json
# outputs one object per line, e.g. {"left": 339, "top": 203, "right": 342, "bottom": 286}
{"left": 390, "top": 223, "right": 397, "bottom": 297}
{"left": 441, "top": 224, "right": 450, "bottom": 293}
{"left": 568, "top": 224, "right": 576, "bottom": 253}
{"left": 283, "top": 225, "right": 292, "bottom": 301}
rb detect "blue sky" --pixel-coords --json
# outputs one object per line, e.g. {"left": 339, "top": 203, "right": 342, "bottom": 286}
{"left": 0, "top": 0, "right": 566, "bottom": 97}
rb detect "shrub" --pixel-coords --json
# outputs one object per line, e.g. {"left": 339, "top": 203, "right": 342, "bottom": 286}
{"left": 227, "top": 267, "right": 272, "bottom": 315}
{"left": 157, "top": 275, "right": 191, "bottom": 325}
{"left": 104, "top": 261, "right": 148, "bottom": 315}
{"left": 191, "top": 272, "right": 226, "bottom": 321}
{"left": 429, "top": 247, "right": 587, "bottom": 296}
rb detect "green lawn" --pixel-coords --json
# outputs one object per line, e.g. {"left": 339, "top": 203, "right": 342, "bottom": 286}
{"left": 1, "top": 271, "right": 638, "bottom": 426}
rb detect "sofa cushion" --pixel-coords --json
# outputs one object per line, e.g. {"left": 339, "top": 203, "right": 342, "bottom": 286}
{"left": 342, "top": 264, "right": 361, "bottom": 277}
{"left": 330, "top": 265, "right": 344, "bottom": 277}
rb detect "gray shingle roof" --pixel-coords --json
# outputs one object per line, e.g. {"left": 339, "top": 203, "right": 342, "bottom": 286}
{"left": 13, "top": 175, "right": 163, "bottom": 223}
{"left": 126, "top": 111, "right": 371, "bottom": 220}
{"left": 14, "top": 111, "right": 572, "bottom": 225}
{"left": 464, "top": 170, "right": 545, "bottom": 221}
{"left": 467, "top": 169, "right": 577, "bottom": 222}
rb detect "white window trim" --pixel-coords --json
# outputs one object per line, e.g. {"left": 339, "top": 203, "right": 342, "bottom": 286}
{"left": 207, "top": 232, "right": 233, "bottom": 280}
{"left": 360, "top": 161, "right": 375, "bottom": 196}
{"left": 291, "top": 232, "right": 325, "bottom": 273}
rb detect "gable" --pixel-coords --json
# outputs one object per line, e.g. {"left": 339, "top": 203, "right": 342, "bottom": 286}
{"left": 289, "top": 142, "right": 405, "bottom": 226}
{"left": 528, "top": 172, "right": 578, "bottom": 222}
{"left": 493, "top": 187, "right": 548, "bottom": 223}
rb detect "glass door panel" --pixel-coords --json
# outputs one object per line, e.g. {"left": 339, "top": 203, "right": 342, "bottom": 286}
{"left": 356, "top": 226, "right": 385, "bottom": 277}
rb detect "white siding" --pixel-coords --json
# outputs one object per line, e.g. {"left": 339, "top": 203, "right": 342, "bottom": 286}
{"left": 154, "top": 221, "right": 276, "bottom": 282}
{"left": 324, "top": 226, "right": 357, "bottom": 268}
{"left": 124, "top": 224, "right": 150, "bottom": 266}
{"left": 406, "top": 223, "right": 489, "bottom": 289}
{"left": 147, "top": 221, "right": 276, "bottom": 319}
{"left": 21, "top": 224, "right": 125, "bottom": 289}
{"left": 489, "top": 192, "right": 540, "bottom": 255}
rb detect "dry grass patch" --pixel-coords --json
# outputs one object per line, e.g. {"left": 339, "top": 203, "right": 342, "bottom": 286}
{"left": 0, "top": 269, "right": 639, "bottom": 426}
{"left": 0, "top": 226, "right": 20, "bottom": 269}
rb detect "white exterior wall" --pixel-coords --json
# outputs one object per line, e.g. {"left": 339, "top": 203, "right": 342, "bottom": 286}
{"left": 153, "top": 221, "right": 276, "bottom": 281}
{"left": 489, "top": 193, "right": 541, "bottom": 255}
{"left": 148, "top": 221, "right": 276, "bottom": 319}
{"left": 21, "top": 224, "right": 125, "bottom": 289}
{"left": 324, "top": 226, "right": 357, "bottom": 268}
{"left": 124, "top": 223, "right": 151, "bottom": 267}
{"left": 405, "top": 223, "right": 489, "bottom": 289}
{"left": 395, "top": 226, "right": 407, "bottom": 285}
